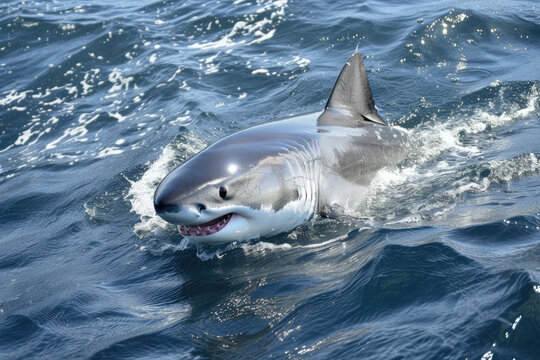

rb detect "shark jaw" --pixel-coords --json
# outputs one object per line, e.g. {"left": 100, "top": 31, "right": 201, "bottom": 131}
{"left": 176, "top": 202, "right": 312, "bottom": 245}
{"left": 177, "top": 210, "right": 267, "bottom": 245}
{"left": 178, "top": 213, "right": 233, "bottom": 237}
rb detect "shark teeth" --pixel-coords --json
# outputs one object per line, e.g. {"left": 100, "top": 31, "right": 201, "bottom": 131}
{"left": 178, "top": 213, "right": 233, "bottom": 237}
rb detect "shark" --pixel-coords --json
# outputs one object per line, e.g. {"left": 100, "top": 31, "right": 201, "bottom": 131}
{"left": 154, "top": 52, "right": 408, "bottom": 244}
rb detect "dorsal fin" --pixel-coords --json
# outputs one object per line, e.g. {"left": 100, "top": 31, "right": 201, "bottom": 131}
{"left": 318, "top": 52, "right": 386, "bottom": 127}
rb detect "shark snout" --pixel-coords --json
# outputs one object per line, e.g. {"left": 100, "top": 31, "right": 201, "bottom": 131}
{"left": 154, "top": 201, "right": 180, "bottom": 214}
{"left": 154, "top": 195, "right": 210, "bottom": 224}
{"left": 154, "top": 199, "right": 206, "bottom": 214}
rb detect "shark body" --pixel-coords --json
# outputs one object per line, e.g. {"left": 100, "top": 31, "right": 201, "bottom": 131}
{"left": 154, "top": 52, "right": 407, "bottom": 244}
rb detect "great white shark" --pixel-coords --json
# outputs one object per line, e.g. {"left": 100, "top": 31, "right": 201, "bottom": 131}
{"left": 154, "top": 52, "right": 408, "bottom": 244}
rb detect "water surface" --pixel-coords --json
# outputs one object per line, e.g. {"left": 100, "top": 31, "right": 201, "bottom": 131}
{"left": 1, "top": 0, "right": 539, "bottom": 359}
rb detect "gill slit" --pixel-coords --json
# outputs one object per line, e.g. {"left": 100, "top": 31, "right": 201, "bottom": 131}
{"left": 285, "top": 138, "right": 320, "bottom": 222}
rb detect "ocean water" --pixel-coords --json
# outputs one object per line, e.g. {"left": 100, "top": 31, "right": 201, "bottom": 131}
{"left": 1, "top": 0, "right": 539, "bottom": 358}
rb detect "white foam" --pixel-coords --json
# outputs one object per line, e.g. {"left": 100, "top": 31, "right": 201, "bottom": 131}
{"left": 127, "top": 148, "right": 176, "bottom": 235}
{"left": 97, "top": 147, "right": 123, "bottom": 158}
{"left": 189, "top": 21, "right": 247, "bottom": 50}
{"left": 204, "top": 62, "right": 219, "bottom": 75}
{"left": 285, "top": 56, "right": 311, "bottom": 68}
{"left": 204, "top": 52, "right": 220, "bottom": 64}
{"left": 158, "top": 237, "right": 294, "bottom": 261}
{"left": 481, "top": 351, "right": 493, "bottom": 360}
{"left": 108, "top": 69, "right": 134, "bottom": 93}
{"left": 188, "top": 0, "right": 288, "bottom": 50}
{"left": 81, "top": 68, "right": 100, "bottom": 96}
{"left": 239, "top": 240, "right": 293, "bottom": 255}
{"left": 171, "top": 115, "right": 192, "bottom": 126}
{"left": 413, "top": 83, "right": 537, "bottom": 166}
{"left": 512, "top": 315, "right": 522, "bottom": 330}
{"left": 127, "top": 136, "right": 205, "bottom": 237}
{"left": 22, "top": 21, "right": 39, "bottom": 28}
{"left": 14, "top": 126, "right": 38, "bottom": 146}
{"left": 167, "top": 67, "right": 183, "bottom": 82}
{"left": 162, "top": 230, "right": 354, "bottom": 260}
{"left": 252, "top": 68, "right": 269, "bottom": 75}
{"left": 488, "top": 153, "right": 540, "bottom": 183}
{"left": 360, "top": 84, "right": 539, "bottom": 224}
{"left": 108, "top": 111, "right": 128, "bottom": 122}
{"left": 248, "top": 29, "right": 276, "bottom": 45}
{"left": 42, "top": 98, "right": 63, "bottom": 106}
{"left": 298, "top": 234, "right": 348, "bottom": 249}
{"left": 0, "top": 89, "right": 32, "bottom": 106}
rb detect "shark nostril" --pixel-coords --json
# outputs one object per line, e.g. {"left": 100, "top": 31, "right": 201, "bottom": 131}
{"left": 154, "top": 201, "right": 179, "bottom": 214}
{"left": 197, "top": 203, "right": 207, "bottom": 212}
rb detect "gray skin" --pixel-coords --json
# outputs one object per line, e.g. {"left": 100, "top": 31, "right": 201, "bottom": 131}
{"left": 154, "top": 52, "right": 408, "bottom": 244}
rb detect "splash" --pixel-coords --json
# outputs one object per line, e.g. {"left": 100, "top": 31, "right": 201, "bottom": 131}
{"left": 127, "top": 136, "right": 205, "bottom": 237}
{"left": 155, "top": 237, "right": 294, "bottom": 261}
{"left": 361, "top": 83, "right": 539, "bottom": 224}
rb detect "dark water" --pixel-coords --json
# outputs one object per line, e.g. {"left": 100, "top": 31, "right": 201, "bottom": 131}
{"left": 1, "top": 0, "right": 539, "bottom": 358}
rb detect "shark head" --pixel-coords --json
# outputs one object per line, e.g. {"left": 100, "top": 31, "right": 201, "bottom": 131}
{"left": 154, "top": 130, "right": 314, "bottom": 244}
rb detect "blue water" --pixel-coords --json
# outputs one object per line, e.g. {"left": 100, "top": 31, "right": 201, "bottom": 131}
{"left": 1, "top": 0, "right": 539, "bottom": 358}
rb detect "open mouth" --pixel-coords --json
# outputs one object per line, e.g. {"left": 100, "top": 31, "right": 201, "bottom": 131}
{"left": 179, "top": 213, "right": 232, "bottom": 237}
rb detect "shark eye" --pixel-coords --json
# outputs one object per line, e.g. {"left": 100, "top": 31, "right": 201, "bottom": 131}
{"left": 219, "top": 186, "right": 227, "bottom": 199}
